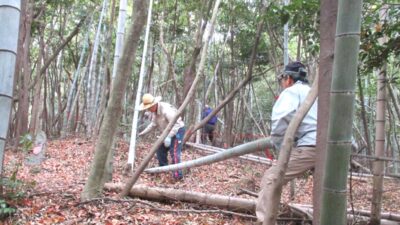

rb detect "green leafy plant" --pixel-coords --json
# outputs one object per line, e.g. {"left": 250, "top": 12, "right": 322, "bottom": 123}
{"left": 0, "top": 161, "right": 34, "bottom": 220}
{"left": 0, "top": 199, "right": 16, "bottom": 219}
{"left": 1, "top": 164, "right": 26, "bottom": 200}
{"left": 19, "top": 133, "right": 33, "bottom": 153}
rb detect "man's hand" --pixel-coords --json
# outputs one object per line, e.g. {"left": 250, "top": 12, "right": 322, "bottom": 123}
{"left": 164, "top": 136, "right": 172, "bottom": 148}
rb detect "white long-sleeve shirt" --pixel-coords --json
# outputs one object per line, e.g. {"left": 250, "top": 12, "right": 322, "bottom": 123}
{"left": 139, "top": 102, "right": 185, "bottom": 138}
{"left": 271, "top": 81, "right": 317, "bottom": 149}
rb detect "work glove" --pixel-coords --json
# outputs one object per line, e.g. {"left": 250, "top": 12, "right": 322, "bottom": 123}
{"left": 164, "top": 136, "right": 172, "bottom": 148}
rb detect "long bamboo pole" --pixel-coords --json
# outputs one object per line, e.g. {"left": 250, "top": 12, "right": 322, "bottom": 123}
{"left": 126, "top": 0, "right": 153, "bottom": 170}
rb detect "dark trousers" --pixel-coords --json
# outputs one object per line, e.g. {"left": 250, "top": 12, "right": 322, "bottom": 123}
{"left": 202, "top": 124, "right": 215, "bottom": 143}
{"left": 156, "top": 127, "right": 185, "bottom": 179}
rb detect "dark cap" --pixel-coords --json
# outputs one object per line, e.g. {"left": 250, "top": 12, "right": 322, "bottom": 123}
{"left": 281, "top": 61, "right": 307, "bottom": 82}
{"left": 284, "top": 61, "right": 306, "bottom": 74}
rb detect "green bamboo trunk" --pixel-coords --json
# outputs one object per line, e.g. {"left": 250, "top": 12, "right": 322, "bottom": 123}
{"left": 320, "top": 0, "right": 363, "bottom": 224}
{"left": 0, "top": 1, "right": 21, "bottom": 172}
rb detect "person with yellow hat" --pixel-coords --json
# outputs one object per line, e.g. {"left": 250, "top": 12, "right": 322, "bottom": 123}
{"left": 138, "top": 93, "right": 185, "bottom": 180}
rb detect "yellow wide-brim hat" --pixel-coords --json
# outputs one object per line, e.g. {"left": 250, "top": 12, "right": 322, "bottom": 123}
{"left": 138, "top": 93, "right": 162, "bottom": 111}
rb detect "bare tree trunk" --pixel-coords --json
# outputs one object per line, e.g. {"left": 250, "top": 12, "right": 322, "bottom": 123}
{"left": 178, "top": 0, "right": 214, "bottom": 108}
{"left": 159, "top": 5, "right": 179, "bottom": 104}
{"left": 370, "top": 79, "right": 387, "bottom": 223}
{"left": 313, "top": 0, "right": 337, "bottom": 224}
{"left": 127, "top": 0, "right": 153, "bottom": 170}
{"left": 86, "top": 0, "right": 108, "bottom": 135}
{"left": 107, "top": 183, "right": 255, "bottom": 213}
{"left": 62, "top": 31, "right": 90, "bottom": 136}
{"left": 388, "top": 83, "right": 400, "bottom": 125}
{"left": 111, "top": 0, "right": 127, "bottom": 80}
{"left": 13, "top": 0, "right": 32, "bottom": 145}
{"left": 97, "top": 0, "right": 117, "bottom": 183}
{"left": 250, "top": 83, "right": 269, "bottom": 135}
{"left": 357, "top": 75, "right": 373, "bottom": 161}
{"left": 223, "top": 68, "right": 235, "bottom": 147}
{"left": 81, "top": 0, "right": 148, "bottom": 201}
{"left": 242, "top": 94, "right": 265, "bottom": 136}
{"left": 68, "top": 54, "right": 91, "bottom": 134}
{"left": 30, "top": 23, "right": 45, "bottom": 134}
{"left": 370, "top": 8, "right": 388, "bottom": 221}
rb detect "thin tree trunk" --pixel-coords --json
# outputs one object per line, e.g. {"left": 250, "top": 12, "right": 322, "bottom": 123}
{"left": 313, "top": 0, "right": 337, "bottom": 224}
{"left": 30, "top": 23, "right": 45, "bottom": 134}
{"left": 357, "top": 75, "right": 373, "bottom": 161}
{"left": 179, "top": 0, "right": 212, "bottom": 108}
{"left": 86, "top": 0, "right": 108, "bottom": 135}
{"left": 250, "top": 83, "right": 269, "bottom": 135}
{"left": 112, "top": 0, "right": 127, "bottom": 80}
{"left": 159, "top": 5, "right": 179, "bottom": 103}
{"left": 388, "top": 83, "right": 400, "bottom": 125}
{"left": 62, "top": 31, "right": 90, "bottom": 136}
{"left": 127, "top": 0, "right": 153, "bottom": 170}
{"left": 223, "top": 68, "right": 235, "bottom": 147}
{"left": 95, "top": 0, "right": 118, "bottom": 183}
{"left": 283, "top": 0, "right": 290, "bottom": 65}
{"left": 370, "top": 6, "right": 388, "bottom": 223}
{"left": 67, "top": 53, "right": 91, "bottom": 134}
{"left": 13, "top": 0, "right": 32, "bottom": 144}
{"left": 320, "top": 0, "right": 363, "bottom": 224}
{"left": 241, "top": 93, "right": 265, "bottom": 136}
{"left": 81, "top": 0, "right": 148, "bottom": 201}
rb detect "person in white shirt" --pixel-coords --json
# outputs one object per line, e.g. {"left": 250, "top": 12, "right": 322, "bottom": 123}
{"left": 138, "top": 93, "right": 185, "bottom": 180}
{"left": 256, "top": 61, "right": 318, "bottom": 221}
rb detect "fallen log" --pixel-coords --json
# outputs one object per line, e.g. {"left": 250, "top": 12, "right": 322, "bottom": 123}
{"left": 105, "top": 183, "right": 255, "bottom": 213}
{"left": 106, "top": 183, "right": 400, "bottom": 224}
{"left": 145, "top": 138, "right": 274, "bottom": 173}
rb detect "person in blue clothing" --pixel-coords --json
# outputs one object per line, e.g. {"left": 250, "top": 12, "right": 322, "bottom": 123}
{"left": 201, "top": 105, "right": 218, "bottom": 145}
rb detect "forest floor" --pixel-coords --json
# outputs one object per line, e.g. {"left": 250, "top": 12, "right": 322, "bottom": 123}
{"left": 2, "top": 136, "right": 400, "bottom": 225}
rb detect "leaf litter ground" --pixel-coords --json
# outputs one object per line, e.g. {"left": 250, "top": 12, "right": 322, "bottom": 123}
{"left": 3, "top": 137, "right": 400, "bottom": 224}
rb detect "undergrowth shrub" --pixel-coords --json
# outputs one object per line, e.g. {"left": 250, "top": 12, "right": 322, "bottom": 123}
{"left": 0, "top": 133, "right": 35, "bottom": 220}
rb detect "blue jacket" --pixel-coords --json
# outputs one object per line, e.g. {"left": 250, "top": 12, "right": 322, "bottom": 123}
{"left": 202, "top": 107, "right": 217, "bottom": 125}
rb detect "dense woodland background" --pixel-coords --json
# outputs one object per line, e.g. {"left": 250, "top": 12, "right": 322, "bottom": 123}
{"left": 1, "top": 0, "right": 400, "bottom": 224}
{"left": 5, "top": 0, "right": 400, "bottom": 151}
